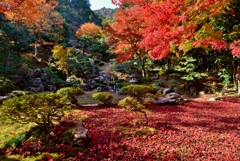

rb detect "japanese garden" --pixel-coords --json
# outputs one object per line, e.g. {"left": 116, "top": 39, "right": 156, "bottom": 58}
{"left": 0, "top": 0, "right": 239, "bottom": 160}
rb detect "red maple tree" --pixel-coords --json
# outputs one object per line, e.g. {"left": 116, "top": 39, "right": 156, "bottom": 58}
{"left": 111, "top": 0, "right": 231, "bottom": 59}
{"left": 105, "top": 6, "right": 149, "bottom": 76}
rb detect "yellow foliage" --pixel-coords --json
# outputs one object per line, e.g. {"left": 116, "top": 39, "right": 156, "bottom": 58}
{"left": 194, "top": 23, "right": 223, "bottom": 40}
{"left": 52, "top": 45, "right": 72, "bottom": 61}
{"left": 179, "top": 40, "right": 195, "bottom": 54}
{"left": 51, "top": 45, "right": 72, "bottom": 74}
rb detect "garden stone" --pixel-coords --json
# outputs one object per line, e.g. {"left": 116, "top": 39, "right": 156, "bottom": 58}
{"left": 156, "top": 92, "right": 184, "bottom": 105}
{"left": 96, "top": 86, "right": 102, "bottom": 92}
{"left": 199, "top": 91, "right": 205, "bottom": 96}
{"left": 208, "top": 97, "right": 216, "bottom": 102}
{"left": 162, "top": 86, "right": 174, "bottom": 94}
{"left": 62, "top": 121, "right": 91, "bottom": 147}
{"left": 129, "top": 78, "right": 137, "bottom": 84}
{"left": 33, "top": 78, "right": 42, "bottom": 85}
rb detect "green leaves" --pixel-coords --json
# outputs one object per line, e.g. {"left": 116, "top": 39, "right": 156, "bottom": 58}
{"left": 1, "top": 92, "right": 70, "bottom": 127}
{"left": 173, "top": 56, "right": 208, "bottom": 82}
{"left": 121, "top": 84, "right": 150, "bottom": 103}
{"left": 92, "top": 92, "right": 113, "bottom": 106}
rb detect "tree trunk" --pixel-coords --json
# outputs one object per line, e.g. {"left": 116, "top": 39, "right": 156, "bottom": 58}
{"left": 141, "top": 63, "right": 146, "bottom": 78}
{"left": 34, "top": 44, "right": 38, "bottom": 56}
{"left": 238, "top": 80, "right": 240, "bottom": 97}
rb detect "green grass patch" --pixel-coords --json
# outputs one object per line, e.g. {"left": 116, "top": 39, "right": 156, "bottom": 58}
{"left": 0, "top": 111, "right": 35, "bottom": 149}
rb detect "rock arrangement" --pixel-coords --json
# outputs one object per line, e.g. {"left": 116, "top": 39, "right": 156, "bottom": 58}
{"left": 28, "top": 68, "right": 57, "bottom": 93}
{"left": 79, "top": 74, "right": 116, "bottom": 92}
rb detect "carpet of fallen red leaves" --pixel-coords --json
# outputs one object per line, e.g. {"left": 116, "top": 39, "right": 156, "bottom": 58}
{"left": 3, "top": 97, "right": 240, "bottom": 161}
{"left": 65, "top": 97, "right": 240, "bottom": 161}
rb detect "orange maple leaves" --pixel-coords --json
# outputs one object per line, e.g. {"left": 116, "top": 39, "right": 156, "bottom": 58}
{"left": 76, "top": 23, "right": 101, "bottom": 39}
{"left": 1, "top": 0, "right": 57, "bottom": 24}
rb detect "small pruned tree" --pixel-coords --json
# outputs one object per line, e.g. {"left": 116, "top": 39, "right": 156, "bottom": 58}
{"left": 118, "top": 96, "right": 148, "bottom": 125}
{"left": 121, "top": 84, "right": 150, "bottom": 103}
{"left": 1, "top": 92, "right": 69, "bottom": 128}
{"left": 92, "top": 92, "right": 113, "bottom": 106}
{"left": 56, "top": 87, "right": 85, "bottom": 106}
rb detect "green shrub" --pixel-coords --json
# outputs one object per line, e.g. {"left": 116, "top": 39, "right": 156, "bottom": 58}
{"left": 99, "top": 62, "right": 104, "bottom": 66}
{"left": 92, "top": 92, "right": 113, "bottom": 106}
{"left": 51, "top": 78, "right": 66, "bottom": 85}
{"left": 137, "top": 77, "right": 151, "bottom": 84}
{"left": 92, "top": 83, "right": 103, "bottom": 89}
{"left": 118, "top": 97, "right": 148, "bottom": 125}
{"left": 88, "top": 54, "right": 93, "bottom": 58}
{"left": 118, "top": 96, "right": 145, "bottom": 111}
{"left": 1, "top": 92, "right": 69, "bottom": 128}
{"left": 149, "top": 85, "right": 158, "bottom": 94}
{"left": 56, "top": 87, "right": 85, "bottom": 105}
{"left": 93, "top": 59, "right": 100, "bottom": 64}
{"left": 5, "top": 133, "right": 28, "bottom": 148}
{"left": 121, "top": 85, "right": 150, "bottom": 103}
{"left": 116, "top": 82, "right": 131, "bottom": 89}
{"left": 0, "top": 77, "right": 15, "bottom": 93}
{"left": 155, "top": 79, "right": 163, "bottom": 86}
{"left": 169, "top": 79, "right": 179, "bottom": 86}
{"left": 11, "top": 90, "right": 33, "bottom": 97}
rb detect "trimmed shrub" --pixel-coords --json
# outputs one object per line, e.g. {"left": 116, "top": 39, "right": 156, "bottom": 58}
{"left": 0, "top": 77, "right": 15, "bottom": 93}
{"left": 155, "top": 79, "right": 163, "bottom": 86}
{"left": 56, "top": 87, "right": 85, "bottom": 105}
{"left": 116, "top": 82, "right": 131, "bottom": 89}
{"left": 99, "top": 62, "right": 104, "bottom": 66}
{"left": 1, "top": 92, "right": 69, "bottom": 128}
{"left": 118, "top": 96, "right": 148, "bottom": 125}
{"left": 121, "top": 85, "right": 150, "bottom": 103}
{"left": 92, "top": 92, "right": 113, "bottom": 106}
{"left": 93, "top": 59, "right": 100, "bottom": 64}
{"left": 149, "top": 85, "right": 158, "bottom": 94}
{"left": 118, "top": 96, "right": 145, "bottom": 111}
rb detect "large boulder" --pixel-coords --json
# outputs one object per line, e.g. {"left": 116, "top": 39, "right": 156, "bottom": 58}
{"left": 156, "top": 92, "right": 185, "bottom": 105}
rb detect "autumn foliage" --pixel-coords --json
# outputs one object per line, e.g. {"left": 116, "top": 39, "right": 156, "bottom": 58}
{"left": 109, "top": 0, "right": 232, "bottom": 59}
{"left": 76, "top": 22, "right": 101, "bottom": 39}
{"left": 4, "top": 98, "right": 240, "bottom": 160}
{"left": 105, "top": 6, "right": 148, "bottom": 62}
{"left": 0, "top": 0, "right": 57, "bottom": 24}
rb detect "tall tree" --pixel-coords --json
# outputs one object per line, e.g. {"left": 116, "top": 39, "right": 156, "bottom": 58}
{"left": 105, "top": 6, "right": 149, "bottom": 77}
